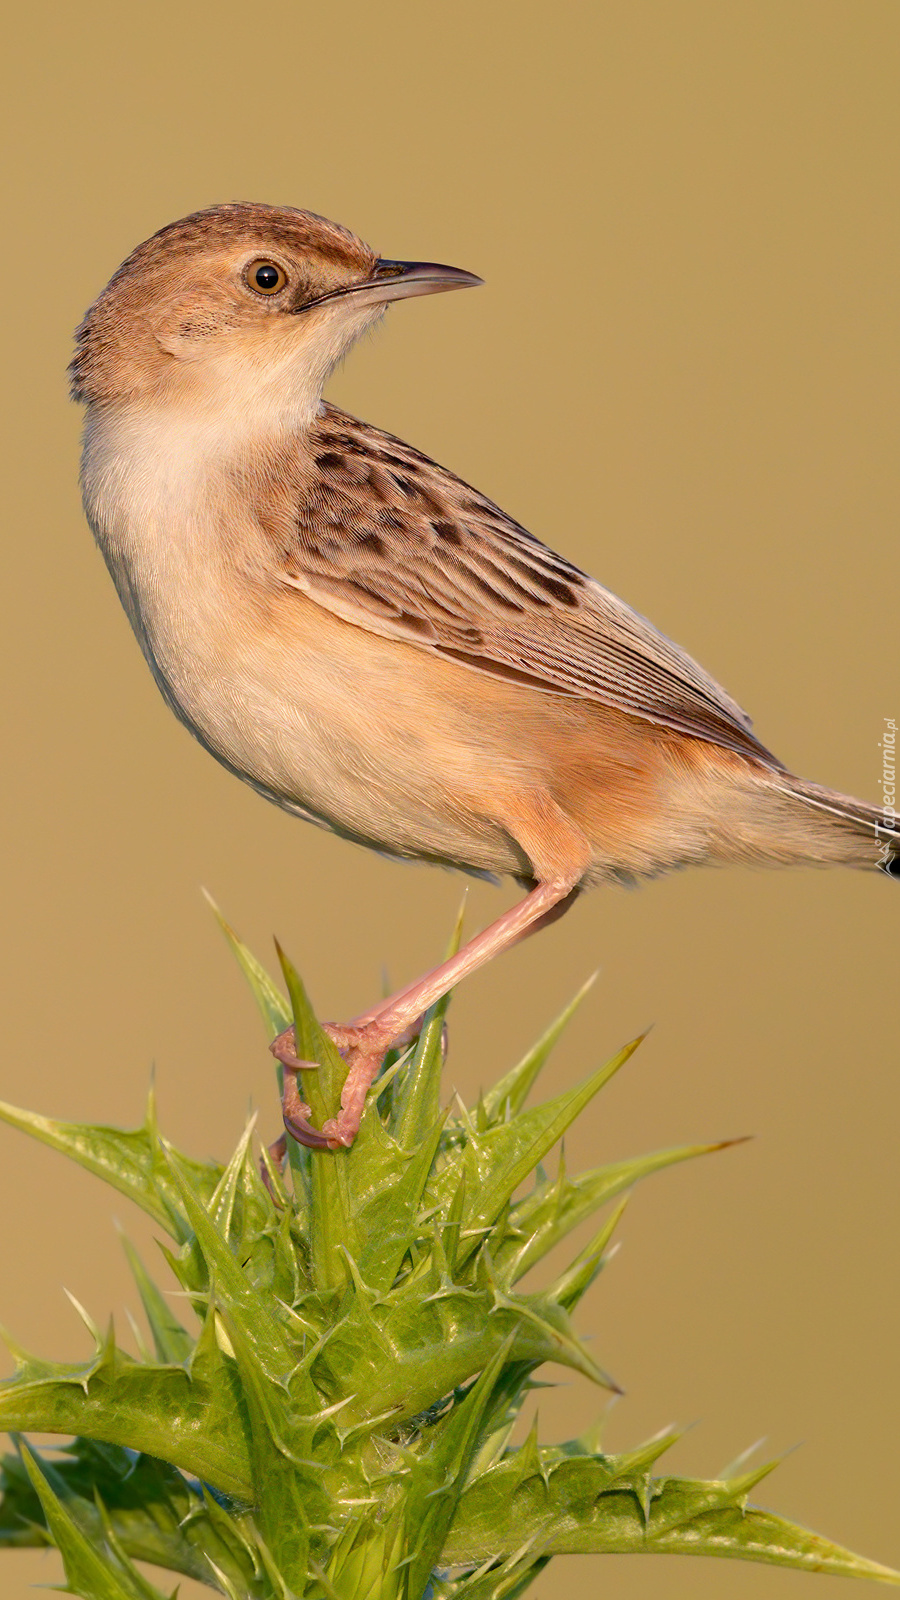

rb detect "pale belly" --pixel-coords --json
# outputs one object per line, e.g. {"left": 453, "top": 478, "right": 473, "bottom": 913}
{"left": 110, "top": 547, "right": 529, "bottom": 879}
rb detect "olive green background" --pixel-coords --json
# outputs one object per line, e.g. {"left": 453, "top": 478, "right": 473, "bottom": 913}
{"left": 2, "top": 2, "right": 898, "bottom": 1595}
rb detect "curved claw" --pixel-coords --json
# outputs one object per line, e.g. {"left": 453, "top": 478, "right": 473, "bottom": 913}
{"left": 270, "top": 1025, "right": 310, "bottom": 1071}
{"left": 282, "top": 1103, "right": 334, "bottom": 1151}
{"left": 319, "top": 1117, "right": 355, "bottom": 1149}
{"left": 269, "top": 1014, "right": 444, "bottom": 1154}
{"left": 273, "top": 1031, "right": 333, "bottom": 1149}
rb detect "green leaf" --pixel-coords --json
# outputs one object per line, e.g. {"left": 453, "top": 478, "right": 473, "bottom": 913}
{"left": 315, "top": 1272, "right": 611, "bottom": 1431}
{"left": 119, "top": 1234, "right": 193, "bottom": 1365}
{"left": 393, "top": 998, "right": 452, "bottom": 1154}
{"left": 161, "top": 1142, "right": 300, "bottom": 1395}
{"left": 355, "top": 1114, "right": 447, "bottom": 1294}
{"left": 443, "top": 1449, "right": 900, "bottom": 1581}
{"left": 393, "top": 901, "right": 464, "bottom": 1151}
{"left": 19, "top": 1442, "right": 174, "bottom": 1599}
{"left": 0, "top": 1438, "right": 258, "bottom": 1589}
{"left": 0, "top": 1444, "right": 53, "bottom": 1549}
{"left": 333, "top": 914, "right": 462, "bottom": 1300}
{"left": 545, "top": 1196, "right": 628, "bottom": 1312}
{"left": 276, "top": 943, "right": 354, "bottom": 1291}
{"left": 202, "top": 1117, "right": 286, "bottom": 1298}
{"left": 320, "top": 1509, "right": 405, "bottom": 1600}
{"left": 223, "top": 1317, "right": 314, "bottom": 1589}
{"left": 205, "top": 890, "right": 292, "bottom": 1038}
{"left": 479, "top": 975, "right": 597, "bottom": 1127}
{"left": 456, "top": 1036, "right": 645, "bottom": 1263}
{"left": 0, "top": 1315, "right": 253, "bottom": 1499}
{"left": 275, "top": 945, "right": 345, "bottom": 1132}
{"left": 433, "top": 1550, "right": 550, "bottom": 1600}
{"left": 0, "top": 1090, "right": 222, "bottom": 1240}
{"left": 403, "top": 1336, "right": 516, "bottom": 1600}
{"left": 498, "top": 1138, "right": 741, "bottom": 1283}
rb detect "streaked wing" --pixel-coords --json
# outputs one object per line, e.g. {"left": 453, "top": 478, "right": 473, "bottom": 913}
{"left": 279, "top": 405, "right": 781, "bottom": 768}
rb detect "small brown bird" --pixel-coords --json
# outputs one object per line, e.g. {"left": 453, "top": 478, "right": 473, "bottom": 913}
{"left": 72, "top": 203, "right": 897, "bottom": 1150}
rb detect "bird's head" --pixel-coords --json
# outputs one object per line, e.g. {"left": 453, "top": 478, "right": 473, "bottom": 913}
{"left": 71, "top": 203, "right": 481, "bottom": 427}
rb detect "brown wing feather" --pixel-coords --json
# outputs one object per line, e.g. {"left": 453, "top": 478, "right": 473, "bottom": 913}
{"left": 278, "top": 404, "right": 782, "bottom": 769}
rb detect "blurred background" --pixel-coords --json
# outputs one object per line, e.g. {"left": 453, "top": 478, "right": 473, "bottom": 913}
{"left": 1, "top": 2, "right": 898, "bottom": 1594}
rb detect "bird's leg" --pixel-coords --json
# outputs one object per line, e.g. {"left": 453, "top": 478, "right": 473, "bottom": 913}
{"left": 272, "top": 791, "right": 591, "bottom": 1151}
{"left": 269, "top": 884, "right": 578, "bottom": 1152}
{"left": 325, "top": 877, "right": 581, "bottom": 1145}
{"left": 270, "top": 1010, "right": 432, "bottom": 1068}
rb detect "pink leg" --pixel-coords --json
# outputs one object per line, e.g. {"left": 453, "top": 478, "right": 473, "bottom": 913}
{"left": 271, "top": 790, "right": 592, "bottom": 1151}
{"left": 272, "top": 873, "right": 581, "bottom": 1150}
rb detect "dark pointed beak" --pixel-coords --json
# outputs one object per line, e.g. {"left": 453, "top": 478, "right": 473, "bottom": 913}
{"left": 302, "top": 258, "right": 483, "bottom": 313}
{"left": 365, "top": 258, "right": 484, "bottom": 303}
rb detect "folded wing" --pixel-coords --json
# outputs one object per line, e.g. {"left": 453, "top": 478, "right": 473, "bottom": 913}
{"left": 278, "top": 405, "right": 782, "bottom": 769}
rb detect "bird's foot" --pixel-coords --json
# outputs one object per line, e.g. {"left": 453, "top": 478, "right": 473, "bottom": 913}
{"left": 269, "top": 1019, "right": 387, "bottom": 1150}
{"left": 269, "top": 1013, "right": 442, "bottom": 1151}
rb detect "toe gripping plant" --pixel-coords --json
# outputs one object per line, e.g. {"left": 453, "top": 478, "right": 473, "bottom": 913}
{"left": 0, "top": 911, "right": 896, "bottom": 1598}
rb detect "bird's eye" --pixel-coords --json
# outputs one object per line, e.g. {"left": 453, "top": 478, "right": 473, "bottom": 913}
{"left": 246, "top": 260, "right": 288, "bottom": 295}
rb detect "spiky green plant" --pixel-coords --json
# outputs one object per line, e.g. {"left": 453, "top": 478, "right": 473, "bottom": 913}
{"left": 0, "top": 910, "right": 896, "bottom": 1598}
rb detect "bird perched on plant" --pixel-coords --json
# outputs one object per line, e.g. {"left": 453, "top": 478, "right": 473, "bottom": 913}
{"left": 71, "top": 203, "right": 898, "bottom": 1151}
